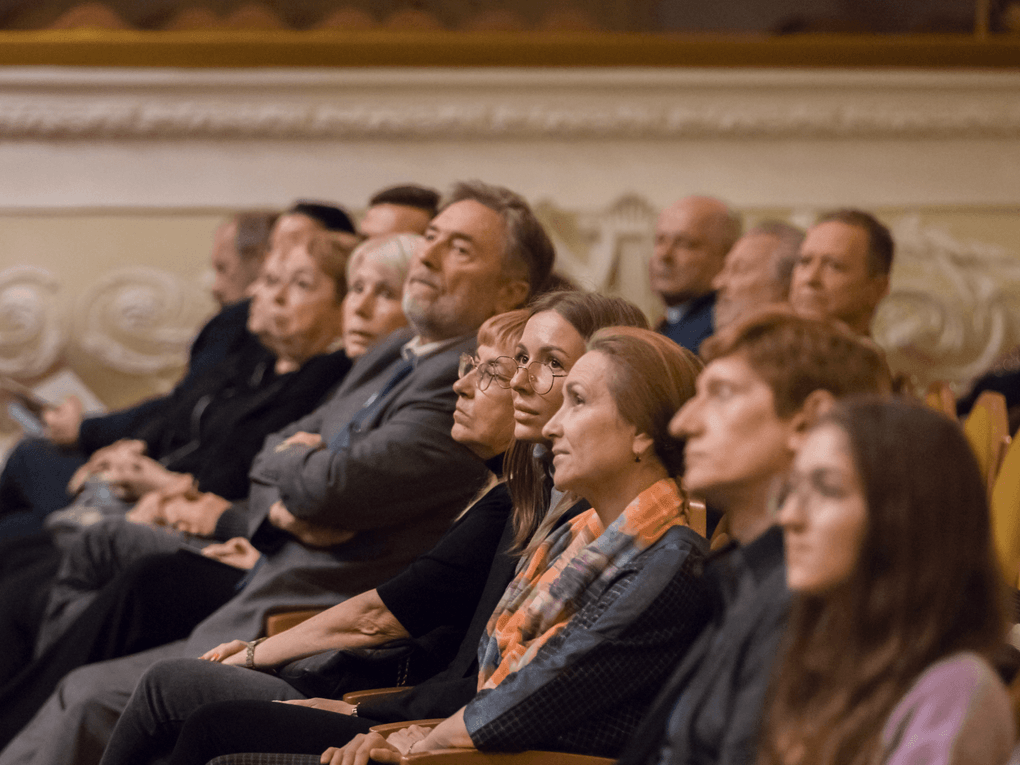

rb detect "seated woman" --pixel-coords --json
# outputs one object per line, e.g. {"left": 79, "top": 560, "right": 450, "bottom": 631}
{"left": 121, "top": 326, "right": 712, "bottom": 765}
{"left": 97, "top": 292, "right": 652, "bottom": 765}
{"left": 761, "top": 398, "right": 1015, "bottom": 765}
{"left": 0, "top": 234, "right": 416, "bottom": 745}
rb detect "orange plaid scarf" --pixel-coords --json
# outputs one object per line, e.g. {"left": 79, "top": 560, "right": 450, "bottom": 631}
{"left": 477, "top": 477, "right": 697, "bottom": 689}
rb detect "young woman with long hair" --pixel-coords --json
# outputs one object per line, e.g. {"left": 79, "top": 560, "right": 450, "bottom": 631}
{"left": 761, "top": 397, "right": 1014, "bottom": 765}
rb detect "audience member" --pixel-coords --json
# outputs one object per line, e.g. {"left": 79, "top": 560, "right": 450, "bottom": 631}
{"left": 712, "top": 221, "right": 803, "bottom": 330}
{"left": 650, "top": 196, "right": 741, "bottom": 352}
{"left": 615, "top": 309, "right": 891, "bottom": 765}
{"left": 761, "top": 398, "right": 1013, "bottom": 764}
{"left": 210, "top": 211, "right": 278, "bottom": 308}
{"left": 0, "top": 181, "right": 552, "bottom": 765}
{"left": 359, "top": 185, "right": 440, "bottom": 238}
{"left": 789, "top": 209, "right": 893, "bottom": 336}
{"left": 96, "top": 292, "right": 649, "bottom": 765}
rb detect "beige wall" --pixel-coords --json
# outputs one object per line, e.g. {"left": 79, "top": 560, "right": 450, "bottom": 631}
{"left": 2, "top": 66, "right": 1019, "bottom": 446}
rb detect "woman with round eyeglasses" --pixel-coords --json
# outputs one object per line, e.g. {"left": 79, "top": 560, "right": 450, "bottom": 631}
{"left": 759, "top": 398, "right": 1013, "bottom": 765}
{"left": 501, "top": 290, "right": 650, "bottom": 554}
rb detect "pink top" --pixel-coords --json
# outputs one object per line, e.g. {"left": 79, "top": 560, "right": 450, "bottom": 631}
{"left": 882, "top": 652, "right": 1016, "bottom": 765}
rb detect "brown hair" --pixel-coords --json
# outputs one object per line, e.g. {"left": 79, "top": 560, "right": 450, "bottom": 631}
{"left": 589, "top": 327, "right": 702, "bottom": 477}
{"left": 477, "top": 309, "right": 529, "bottom": 352}
{"left": 760, "top": 397, "right": 1006, "bottom": 765}
{"left": 816, "top": 208, "right": 894, "bottom": 277}
{"left": 304, "top": 232, "right": 359, "bottom": 304}
{"left": 506, "top": 291, "right": 649, "bottom": 554}
{"left": 445, "top": 181, "right": 556, "bottom": 300}
{"left": 701, "top": 307, "right": 892, "bottom": 418}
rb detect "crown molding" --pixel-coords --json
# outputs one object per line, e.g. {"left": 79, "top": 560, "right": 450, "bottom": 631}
{"left": 1, "top": 67, "right": 1018, "bottom": 141}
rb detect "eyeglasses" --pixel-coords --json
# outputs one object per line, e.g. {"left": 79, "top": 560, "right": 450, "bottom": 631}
{"left": 458, "top": 353, "right": 518, "bottom": 392}
{"left": 510, "top": 357, "right": 568, "bottom": 395}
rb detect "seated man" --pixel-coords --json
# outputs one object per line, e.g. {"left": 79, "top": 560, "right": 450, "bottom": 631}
{"left": 711, "top": 220, "right": 803, "bottom": 330}
{"left": 650, "top": 196, "right": 741, "bottom": 353}
{"left": 616, "top": 308, "right": 891, "bottom": 765}
{"left": 0, "top": 181, "right": 555, "bottom": 765}
{"left": 359, "top": 185, "right": 440, "bottom": 238}
{"left": 788, "top": 208, "right": 893, "bottom": 336}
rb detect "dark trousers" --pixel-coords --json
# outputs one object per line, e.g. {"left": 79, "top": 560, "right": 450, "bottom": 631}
{"left": 0, "top": 550, "right": 245, "bottom": 748}
{"left": 170, "top": 701, "right": 377, "bottom": 765}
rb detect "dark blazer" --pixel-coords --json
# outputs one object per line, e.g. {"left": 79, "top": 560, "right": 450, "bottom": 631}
{"left": 657, "top": 292, "right": 716, "bottom": 355}
{"left": 78, "top": 299, "right": 254, "bottom": 455}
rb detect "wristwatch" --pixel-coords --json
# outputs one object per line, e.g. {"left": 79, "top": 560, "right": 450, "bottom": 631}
{"left": 244, "top": 637, "right": 268, "bottom": 669}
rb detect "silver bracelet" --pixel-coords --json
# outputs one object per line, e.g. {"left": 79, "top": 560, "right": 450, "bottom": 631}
{"left": 244, "top": 637, "right": 267, "bottom": 669}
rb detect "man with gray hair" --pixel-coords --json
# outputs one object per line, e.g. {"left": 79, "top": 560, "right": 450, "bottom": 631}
{"left": 650, "top": 196, "right": 742, "bottom": 353}
{"left": 712, "top": 220, "right": 804, "bottom": 330}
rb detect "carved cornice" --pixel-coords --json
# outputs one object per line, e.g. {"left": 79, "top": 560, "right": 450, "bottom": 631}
{"left": 1, "top": 68, "right": 1019, "bottom": 141}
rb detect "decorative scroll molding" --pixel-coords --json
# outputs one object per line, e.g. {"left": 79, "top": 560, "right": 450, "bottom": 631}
{"left": 1, "top": 68, "right": 1019, "bottom": 141}
{"left": 856, "top": 218, "right": 1020, "bottom": 390}
{"left": 73, "top": 267, "right": 210, "bottom": 375}
{"left": 0, "top": 266, "right": 65, "bottom": 378}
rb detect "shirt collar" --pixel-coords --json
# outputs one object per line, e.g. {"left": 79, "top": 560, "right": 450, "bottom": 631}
{"left": 704, "top": 524, "right": 785, "bottom": 585}
{"left": 401, "top": 334, "right": 465, "bottom": 363}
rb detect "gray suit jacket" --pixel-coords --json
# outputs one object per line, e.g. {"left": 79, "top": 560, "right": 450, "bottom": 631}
{"left": 184, "top": 329, "right": 488, "bottom": 652}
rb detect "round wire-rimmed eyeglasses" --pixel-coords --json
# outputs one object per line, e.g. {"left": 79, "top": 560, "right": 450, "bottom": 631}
{"left": 457, "top": 353, "right": 567, "bottom": 394}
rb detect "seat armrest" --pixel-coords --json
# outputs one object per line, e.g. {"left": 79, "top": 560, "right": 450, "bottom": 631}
{"left": 343, "top": 687, "right": 415, "bottom": 705}
{"left": 264, "top": 608, "right": 326, "bottom": 637}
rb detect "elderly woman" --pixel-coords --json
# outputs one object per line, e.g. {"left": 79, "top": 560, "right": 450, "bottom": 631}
{"left": 761, "top": 398, "right": 1014, "bottom": 765}
{"left": 0, "top": 234, "right": 419, "bottom": 746}
{"left": 128, "top": 324, "right": 713, "bottom": 765}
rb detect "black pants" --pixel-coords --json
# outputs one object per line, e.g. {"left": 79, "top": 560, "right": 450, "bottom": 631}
{"left": 0, "top": 549, "right": 245, "bottom": 748}
{"left": 170, "top": 700, "right": 377, "bottom": 765}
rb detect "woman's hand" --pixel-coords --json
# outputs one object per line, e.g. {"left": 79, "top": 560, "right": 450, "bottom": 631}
{"left": 280, "top": 698, "right": 357, "bottom": 715}
{"left": 200, "top": 640, "right": 247, "bottom": 664}
{"left": 318, "top": 724, "right": 436, "bottom": 765}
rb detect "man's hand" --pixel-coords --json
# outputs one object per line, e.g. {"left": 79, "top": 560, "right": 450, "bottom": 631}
{"left": 44, "top": 396, "right": 83, "bottom": 446}
{"left": 201, "top": 537, "right": 261, "bottom": 570}
{"left": 268, "top": 501, "right": 355, "bottom": 548}
{"left": 160, "top": 491, "right": 232, "bottom": 537}
{"left": 276, "top": 431, "right": 324, "bottom": 452}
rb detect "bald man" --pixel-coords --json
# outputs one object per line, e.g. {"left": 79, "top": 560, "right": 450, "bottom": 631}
{"left": 650, "top": 196, "right": 742, "bottom": 353}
